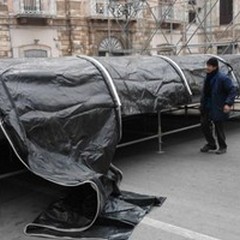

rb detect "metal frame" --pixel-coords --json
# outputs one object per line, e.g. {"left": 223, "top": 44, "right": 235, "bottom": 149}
{"left": 77, "top": 55, "right": 122, "bottom": 140}
{"left": 140, "top": 0, "right": 179, "bottom": 54}
{"left": 0, "top": 169, "right": 26, "bottom": 180}
{"left": 105, "top": 0, "right": 240, "bottom": 56}
{"left": 117, "top": 104, "right": 199, "bottom": 151}
{"left": 117, "top": 54, "right": 240, "bottom": 152}
{"left": 155, "top": 55, "right": 193, "bottom": 96}
{"left": 176, "top": 0, "right": 219, "bottom": 55}
{"left": 117, "top": 102, "right": 240, "bottom": 152}
{"left": 4, "top": 102, "right": 240, "bottom": 180}
{"left": 207, "top": 54, "right": 240, "bottom": 88}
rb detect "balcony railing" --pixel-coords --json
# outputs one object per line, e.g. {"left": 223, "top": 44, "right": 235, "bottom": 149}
{"left": 88, "top": 0, "right": 143, "bottom": 19}
{"left": 14, "top": 0, "right": 56, "bottom": 18}
{"left": 88, "top": 0, "right": 111, "bottom": 18}
{"left": 152, "top": 4, "right": 185, "bottom": 23}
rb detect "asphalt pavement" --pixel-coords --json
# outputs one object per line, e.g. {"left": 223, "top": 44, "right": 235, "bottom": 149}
{"left": 1, "top": 118, "right": 240, "bottom": 240}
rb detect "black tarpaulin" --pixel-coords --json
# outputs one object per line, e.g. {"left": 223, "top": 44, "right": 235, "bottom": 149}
{"left": 25, "top": 189, "right": 165, "bottom": 239}
{"left": 96, "top": 56, "right": 192, "bottom": 116}
{"left": 95, "top": 54, "right": 239, "bottom": 115}
{"left": 170, "top": 54, "right": 239, "bottom": 101}
{"left": 0, "top": 56, "right": 166, "bottom": 239}
{"left": 0, "top": 57, "right": 120, "bottom": 184}
{"left": 0, "top": 57, "right": 125, "bottom": 239}
{"left": 0, "top": 54, "right": 239, "bottom": 239}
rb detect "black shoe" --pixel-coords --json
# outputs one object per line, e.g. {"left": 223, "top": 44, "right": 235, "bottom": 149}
{"left": 215, "top": 148, "right": 227, "bottom": 155}
{"left": 200, "top": 144, "right": 217, "bottom": 153}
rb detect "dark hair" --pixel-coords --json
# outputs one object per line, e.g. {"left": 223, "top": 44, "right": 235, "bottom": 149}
{"left": 206, "top": 57, "right": 219, "bottom": 67}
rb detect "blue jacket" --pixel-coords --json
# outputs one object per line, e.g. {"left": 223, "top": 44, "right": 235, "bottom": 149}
{"left": 201, "top": 71, "right": 237, "bottom": 121}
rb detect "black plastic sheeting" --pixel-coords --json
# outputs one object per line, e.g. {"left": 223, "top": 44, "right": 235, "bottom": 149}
{"left": 97, "top": 56, "right": 191, "bottom": 116}
{"left": 97, "top": 55, "right": 239, "bottom": 115}
{"left": 170, "top": 55, "right": 239, "bottom": 102}
{"left": 0, "top": 57, "right": 120, "bottom": 183}
{"left": 0, "top": 56, "right": 166, "bottom": 239}
{"left": 0, "top": 54, "right": 239, "bottom": 239}
{"left": 26, "top": 189, "right": 165, "bottom": 239}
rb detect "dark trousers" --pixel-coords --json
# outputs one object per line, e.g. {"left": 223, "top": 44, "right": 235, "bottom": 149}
{"left": 201, "top": 112, "right": 227, "bottom": 149}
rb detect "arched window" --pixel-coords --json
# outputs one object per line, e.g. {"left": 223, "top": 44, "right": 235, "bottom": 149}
{"left": 24, "top": 49, "right": 48, "bottom": 58}
{"left": 98, "top": 37, "right": 124, "bottom": 56}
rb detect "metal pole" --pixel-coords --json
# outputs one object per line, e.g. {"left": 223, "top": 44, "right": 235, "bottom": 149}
{"left": 184, "top": 105, "right": 188, "bottom": 116}
{"left": 77, "top": 55, "right": 122, "bottom": 140}
{"left": 0, "top": 169, "right": 26, "bottom": 181}
{"left": 65, "top": 0, "right": 73, "bottom": 55}
{"left": 188, "top": 0, "right": 213, "bottom": 53}
{"left": 125, "top": 0, "right": 129, "bottom": 51}
{"left": 107, "top": 0, "right": 111, "bottom": 56}
{"left": 205, "top": 8, "right": 240, "bottom": 53}
{"left": 141, "top": 0, "right": 178, "bottom": 54}
{"left": 203, "top": 0, "right": 208, "bottom": 53}
{"left": 182, "top": 0, "right": 187, "bottom": 55}
{"left": 36, "top": 0, "right": 40, "bottom": 12}
{"left": 158, "top": 111, "right": 164, "bottom": 154}
{"left": 20, "top": 0, "right": 24, "bottom": 13}
{"left": 155, "top": 55, "right": 193, "bottom": 96}
{"left": 177, "top": 0, "right": 219, "bottom": 55}
{"left": 175, "top": 0, "right": 210, "bottom": 48}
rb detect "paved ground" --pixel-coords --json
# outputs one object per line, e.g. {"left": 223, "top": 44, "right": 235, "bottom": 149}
{"left": 1, "top": 118, "right": 240, "bottom": 240}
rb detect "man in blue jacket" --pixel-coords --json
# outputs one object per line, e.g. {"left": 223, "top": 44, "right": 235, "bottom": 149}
{"left": 200, "top": 57, "right": 237, "bottom": 154}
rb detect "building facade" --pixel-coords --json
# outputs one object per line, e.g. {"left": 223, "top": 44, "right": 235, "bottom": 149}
{"left": 0, "top": 0, "right": 239, "bottom": 58}
{"left": 149, "top": 0, "right": 240, "bottom": 55}
{"left": 0, "top": 0, "right": 138, "bottom": 58}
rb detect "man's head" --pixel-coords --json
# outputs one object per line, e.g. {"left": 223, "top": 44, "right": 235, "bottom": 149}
{"left": 206, "top": 57, "right": 219, "bottom": 74}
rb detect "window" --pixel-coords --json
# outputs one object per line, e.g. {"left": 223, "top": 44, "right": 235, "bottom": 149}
{"left": 159, "top": 0, "right": 174, "bottom": 3}
{"left": 98, "top": 37, "right": 124, "bottom": 56}
{"left": 24, "top": 49, "right": 48, "bottom": 58}
{"left": 220, "top": 0, "right": 233, "bottom": 25}
{"left": 0, "top": 0, "right": 7, "bottom": 5}
{"left": 23, "top": 0, "right": 42, "bottom": 12}
{"left": 157, "top": 44, "right": 176, "bottom": 56}
{"left": 189, "top": 11, "right": 196, "bottom": 23}
{"left": 96, "top": 3, "right": 104, "bottom": 14}
{"left": 217, "top": 44, "right": 237, "bottom": 55}
{"left": 188, "top": 0, "right": 196, "bottom": 5}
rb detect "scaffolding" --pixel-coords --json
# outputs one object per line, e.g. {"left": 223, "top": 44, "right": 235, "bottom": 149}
{"left": 99, "top": 1, "right": 240, "bottom": 153}
{"left": 104, "top": 0, "right": 240, "bottom": 56}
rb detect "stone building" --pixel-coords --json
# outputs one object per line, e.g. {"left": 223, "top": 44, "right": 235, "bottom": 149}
{"left": 0, "top": 0, "right": 139, "bottom": 58}
{"left": 0, "top": 0, "right": 239, "bottom": 58}
{"left": 150, "top": 0, "right": 240, "bottom": 55}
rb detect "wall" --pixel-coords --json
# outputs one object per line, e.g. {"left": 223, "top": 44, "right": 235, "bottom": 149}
{"left": 0, "top": 1, "right": 11, "bottom": 57}
{"left": 10, "top": 28, "right": 60, "bottom": 57}
{"left": 1, "top": 0, "right": 240, "bottom": 58}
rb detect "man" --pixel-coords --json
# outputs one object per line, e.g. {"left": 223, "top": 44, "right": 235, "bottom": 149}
{"left": 200, "top": 57, "right": 237, "bottom": 154}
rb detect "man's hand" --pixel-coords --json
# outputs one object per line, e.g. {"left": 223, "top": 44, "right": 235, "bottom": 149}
{"left": 223, "top": 104, "right": 232, "bottom": 113}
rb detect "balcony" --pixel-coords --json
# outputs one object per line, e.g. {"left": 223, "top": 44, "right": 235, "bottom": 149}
{"left": 14, "top": 0, "right": 56, "bottom": 19}
{"left": 151, "top": 3, "right": 185, "bottom": 28}
{"left": 88, "top": 0, "right": 110, "bottom": 18}
{"left": 87, "top": 0, "right": 110, "bottom": 19}
{"left": 87, "top": 0, "right": 143, "bottom": 20}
